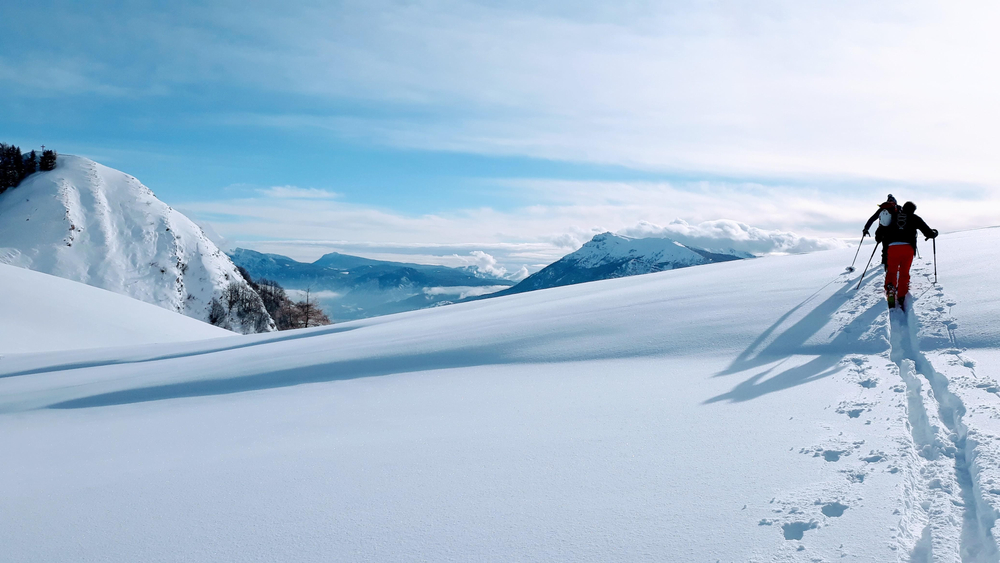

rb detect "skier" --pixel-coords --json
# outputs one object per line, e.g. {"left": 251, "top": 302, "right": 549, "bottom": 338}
{"left": 882, "top": 200, "right": 937, "bottom": 311}
{"left": 862, "top": 194, "right": 899, "bottom": 267}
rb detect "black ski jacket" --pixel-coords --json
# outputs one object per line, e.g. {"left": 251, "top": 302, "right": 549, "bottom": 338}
{"left": 864, "top": 202, "right": 898, "bottom": 242}
{"left": 884, "top": 210, "right": 936, "bottom": 251}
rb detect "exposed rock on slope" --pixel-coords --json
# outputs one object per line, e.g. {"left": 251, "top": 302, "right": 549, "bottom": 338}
{"left": 0, "top": 155, "right": 273, "bottom": 333}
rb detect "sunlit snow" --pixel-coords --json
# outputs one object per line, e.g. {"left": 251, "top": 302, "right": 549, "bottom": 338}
{"left": 1, "top": 228, "right": 999, "bottom": 561}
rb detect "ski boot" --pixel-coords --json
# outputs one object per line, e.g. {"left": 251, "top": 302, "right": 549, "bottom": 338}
{"left": 885, "top": 283, "right": 896, "bottom": 310}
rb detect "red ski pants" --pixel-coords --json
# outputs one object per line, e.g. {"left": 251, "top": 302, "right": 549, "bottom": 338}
{"left": 885, "top": 244, "right": 914, "bottom": 298}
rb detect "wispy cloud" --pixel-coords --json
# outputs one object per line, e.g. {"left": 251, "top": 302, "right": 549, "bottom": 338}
{"left": 619, "top": 220, "right": 844, "bottom": 255}
{"left": 452, "top": 250, "right": 515, "bottom": 279}
{"left": 285, "top": 289, "right": 341, "bottom": 301}
{"left": 257, "top": 186, "right": 341, "bottom": 199}
{"left": 423, "top": 285, "right": 509, "bottom": 299}
{"left": 13, "top": 1, "right": 1000, "bottom": 186}
{"left": 0, "top": 57, "right": 137, "bottom": 97}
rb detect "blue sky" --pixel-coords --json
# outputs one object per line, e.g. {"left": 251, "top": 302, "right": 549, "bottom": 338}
{"left": 4, "top": 0, "right": 999, "bottom": 273}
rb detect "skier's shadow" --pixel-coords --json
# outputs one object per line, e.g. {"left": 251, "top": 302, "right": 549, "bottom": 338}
{"left": 705, "top": 269, "right": 886, "bottom": 404}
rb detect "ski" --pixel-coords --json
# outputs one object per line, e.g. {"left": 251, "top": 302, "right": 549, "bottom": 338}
{"left": 885, "top": 283, "right": 896, "bottom": 310}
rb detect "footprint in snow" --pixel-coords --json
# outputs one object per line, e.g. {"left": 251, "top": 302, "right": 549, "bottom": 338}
{"left": 859, "top": 377, "right": 879, "bottom": 388}
{"left": 818, "top": 501, "right": 849, "bottom": 517}
{"left": 836, "top": 401, "right": 872, "bottom": 419}
{"left": 860, "top": 451, "right": 886, "bottom": 463}
{"left": 800, "top": 440, "right": 865, "bottom": 462}
{"left": 823, "top": 450, "right": 845, "bottom": 462}
{"left": 782, "top": 521, "right": 818, "bottom": 540}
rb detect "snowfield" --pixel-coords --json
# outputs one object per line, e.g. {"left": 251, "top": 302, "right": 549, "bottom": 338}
{"left": 2, "top": 227, "right": 999, "bottom": 562}
{"left": 0, "top": 262, "right": 231, "bottom": 354}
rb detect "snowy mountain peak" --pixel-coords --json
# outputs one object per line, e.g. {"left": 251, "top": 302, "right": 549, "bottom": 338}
{"left": 0, "top": 155, "right": 273, "bottom": 333}
{"left": 571, "top": 232, "right": 706, "bottom": 269}
{"left": 485, "top": 231, "right": 751, "bottom": 297}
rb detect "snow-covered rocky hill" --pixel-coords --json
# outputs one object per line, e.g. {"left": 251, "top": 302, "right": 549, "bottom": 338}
{"left": 489, "top": 231, "right": 751, "bottom": 297}
{"left": 2, "top": 228, "right": 1000, "bottom": 562}
{"left": 230, "top": 248, "right": 514, "bottom": 321}
{"left": 0, "top": 262, "right": 231, "bottom": 354}
{"left": 0, "top": 155, "right": 273, "bottom": 333}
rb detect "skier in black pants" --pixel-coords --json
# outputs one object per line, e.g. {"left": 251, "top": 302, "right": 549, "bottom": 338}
{"left": 863, "top": 194, "right": 899, "bottom": 267}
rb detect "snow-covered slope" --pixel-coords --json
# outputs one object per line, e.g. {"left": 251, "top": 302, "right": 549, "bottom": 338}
{"left": 1, "top": 228, "right": 999, "bottom": 562}
{"left": 0, "top": 263, "right": 232, "bottom": 354}
{"left": 0, "top": 155, "right": 273, "bottom": 333}
{"left": 493, "top": 231, "right": 750, "bottom": 296}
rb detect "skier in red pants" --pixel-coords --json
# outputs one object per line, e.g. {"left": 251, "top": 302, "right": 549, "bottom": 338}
{"left": 882, "top": 201, "right": 937, "bottom": 310}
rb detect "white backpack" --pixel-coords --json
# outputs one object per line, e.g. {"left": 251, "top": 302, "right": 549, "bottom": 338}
{"left": 878, "top": 209, "right": 893, "bottom": 227}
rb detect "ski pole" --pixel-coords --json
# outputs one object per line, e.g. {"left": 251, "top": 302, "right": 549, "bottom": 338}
{"left": 855, "top": 242, "right": 881, "bottom": 291}
{"left": 846, "top": 233, "right": 866, "bottom": 272}
{"left": 933, "top": 237, "right": 937, "bottom": 284}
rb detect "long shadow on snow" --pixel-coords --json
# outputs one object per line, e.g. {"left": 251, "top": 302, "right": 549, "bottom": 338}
{"left": 706, "top": 269, "right": 887, "bottom": 403}
{"left": 0, "top": 323, "right": 365, "bottom": 380}
{"left": 41, "top": 271, "right": 887, "bottom": 410}
{"left": 45, "top": 328, "right": 618, "bottom": 410}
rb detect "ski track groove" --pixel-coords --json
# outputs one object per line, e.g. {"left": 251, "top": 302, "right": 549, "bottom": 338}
{"left": 878, "top": 260, "right": 1000, "bottom": 562}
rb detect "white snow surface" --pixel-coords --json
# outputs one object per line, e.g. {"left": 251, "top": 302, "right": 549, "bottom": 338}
{"left": 2, "top": 228, "right": 1000, "bottom": 562}
{"left": 0, "top": 155, "right": 273, "bottom": 333}
{"left": 0, "top": 262, "right": 231, "bottom": 354}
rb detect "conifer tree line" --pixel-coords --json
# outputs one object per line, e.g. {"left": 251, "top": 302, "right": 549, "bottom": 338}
{"left": 0, "top": 143, "right": 57, "bottom": 194}
{"left": 212, "top": 267, "right": 331, "bottom": 331}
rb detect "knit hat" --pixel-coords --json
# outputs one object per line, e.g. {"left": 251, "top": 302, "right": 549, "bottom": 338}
{"left": 886, "top": 194, "right": 897, "bottom": 204}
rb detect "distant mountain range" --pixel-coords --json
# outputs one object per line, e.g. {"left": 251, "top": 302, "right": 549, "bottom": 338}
{"left": 233, "top": 233, "right": 753, "bottom": 321}
{"left": 229, "top": 248, "right": 515, "bottom": 321}
{"left": 475, "top": 232, "right": 752, "bottom": 299}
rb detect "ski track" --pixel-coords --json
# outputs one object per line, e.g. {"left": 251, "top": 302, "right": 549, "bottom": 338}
{"left": 755, "top": 254, "right": 1000, "bottom": 562}
{"left": 743, "top": 269, "right": 917, "bottom": 561}
{"left": 880, "top": 257, "right": 1000, "bottom": 562}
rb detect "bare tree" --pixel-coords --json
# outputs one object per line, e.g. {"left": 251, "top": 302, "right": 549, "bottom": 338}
{"left": 208, "top": 298, "right": 228, "bottom": 328}
{"left": 292, "top": 288, "right": 331, "bottom": 328}
{"left": 221, "top": 269, "right": 330, "bottom": 331}
{"left": 216, "top": 280, "right": 274, "bottom": 333}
